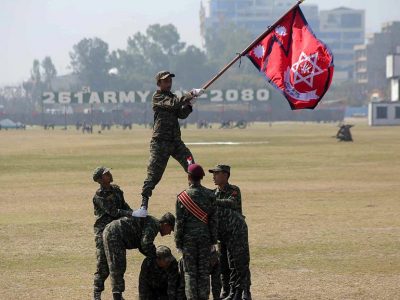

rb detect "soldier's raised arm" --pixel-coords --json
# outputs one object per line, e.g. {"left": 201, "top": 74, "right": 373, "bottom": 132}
{"left": 153, "top": 91, "right": 193, "bottom": 111}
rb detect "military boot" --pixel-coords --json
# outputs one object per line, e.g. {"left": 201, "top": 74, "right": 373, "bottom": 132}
{"left": 112, "top": 292, "right": 124, "bottom": 300}
{"left": 93, "top": 291, "right": 101, "bottom": 300}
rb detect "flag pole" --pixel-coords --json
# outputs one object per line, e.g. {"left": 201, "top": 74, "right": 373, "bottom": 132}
{"left": 201, "top": 0, "right": 305, "bottom": 90}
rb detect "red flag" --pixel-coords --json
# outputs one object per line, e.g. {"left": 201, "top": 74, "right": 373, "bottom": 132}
{"left": 246, "top": 6, "right": 334, "bottom": 110}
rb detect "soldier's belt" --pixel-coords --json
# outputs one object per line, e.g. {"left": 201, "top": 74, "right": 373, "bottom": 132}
{"left": 177, "top": 191, "right": 208, "bottom": 224}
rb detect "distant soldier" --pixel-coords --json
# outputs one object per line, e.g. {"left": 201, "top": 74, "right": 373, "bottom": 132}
{"left": 208, "top": 165, "right": 242, "bottom": 298}
{"left": 336, "top": 124, "right": 354, "bottom": 142}
{"left": 103, "top": 212, "right": 175, "bottom": 300}
{"left": 132, "top": 71, "right": 204, "bottom": 217}
{"left": 91, "top": 166, "right": 134, "bottom": 300}
{"left": 138, "top": 245, "right": 179, "bottom": 300}
{"left": 217, "top": 207, "right": 251, "bottom": 300}
{"left": 175, "top": 163, "right": 218, "bottom": 300}
{"left": 177, "top": 247, "right": 222, "bottom": 300}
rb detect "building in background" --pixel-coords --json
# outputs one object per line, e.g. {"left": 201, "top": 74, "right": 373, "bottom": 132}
{"left": 319, "top": 7, "right": 365, "bottom": 81}
{"left": 355, "top": 22, "right": 400, "bottom": 98}
{"left": 201, "top": 0, "right": 319, "bottom": 41}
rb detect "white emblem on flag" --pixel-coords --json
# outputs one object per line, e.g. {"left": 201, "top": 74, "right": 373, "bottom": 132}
{"left": 291, "top": 52, "right": 324, "bottom": 88}
{"left": 275, "top": 26, "right": 287, "bottom": 37}
{"left": 253, "top": 45, "right": 265, "bottom": 59}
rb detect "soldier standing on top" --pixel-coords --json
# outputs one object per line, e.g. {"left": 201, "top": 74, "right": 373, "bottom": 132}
{"left": 91, "top": 166, "right": 134, "bottom": 300}
{"left": 175, "top": 163, "right": 218, "bottom": 300}
{"left": 208, "top": 165, "right": 243, "bottom": 298}
{"left": 132, "top": 71, "right": 204, "bottom": 217}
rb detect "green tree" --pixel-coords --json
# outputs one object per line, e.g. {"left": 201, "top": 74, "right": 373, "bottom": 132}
{"left": 69, "top": 37, "right": 111, "bottom": 90}
{"left": 41, "top": 56, "right": 57, "bottom": 89}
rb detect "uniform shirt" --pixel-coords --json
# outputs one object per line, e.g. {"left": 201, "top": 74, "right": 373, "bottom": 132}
{"left": 139, "top": 256, "right": 179, "bottom": 300}
{"left": 152, "top": 90, "right": 193, "bottom": 141}
{"left": 214, "top": 183, "right": 243, "bottom": 215}
{"left": 216, "top": 207, "right": 247, "bottom": 243}
{"left": 116, "top": 215, "right": 161, "bottom": 258}
{"left": 93, "top": 184, "right": 132, "bottom": 236}
{"left": 175, "top": 183, "right": 218, "bottom": 249}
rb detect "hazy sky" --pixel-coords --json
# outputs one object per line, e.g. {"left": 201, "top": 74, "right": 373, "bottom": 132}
{"left": 1, "top": 0, "right": 399, "bottom": 85}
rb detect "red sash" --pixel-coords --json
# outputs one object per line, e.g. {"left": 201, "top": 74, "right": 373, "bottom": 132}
{"left": 177, "top": 191, "right": 208, "bottom": 224}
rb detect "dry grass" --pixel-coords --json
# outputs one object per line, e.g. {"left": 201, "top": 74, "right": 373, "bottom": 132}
{"left": 0, "top": 121, "right": 399, "bottom": 299}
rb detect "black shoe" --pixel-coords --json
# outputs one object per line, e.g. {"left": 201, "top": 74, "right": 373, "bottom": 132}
{"left": 93, "top": 291, "right": 101, "bottom": 300}
{"left": 112, "top": 292, "right": 123, "bottom": 300}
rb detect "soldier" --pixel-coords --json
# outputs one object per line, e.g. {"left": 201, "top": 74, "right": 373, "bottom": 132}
{"left": 177, "top": 247, "right": 222, "bottom": 300}
{"left": 139, "top": 245, "right": 179, "bottom": 300}
{"left": 175, "top": 163, "right": 218, "bottom": 300}
{"left": 103, "top": 212, "right": 175, "bottom": 300}
{"left": 208, "top": 165, "right": 242, "bottom": 298}
{"left": 92, "top": 166, "right": 134, "bottom": 300}
{"left": 336, "top": 124, "right": 354, "bottom": 142}
{"left": 217, "top": 207, "right": 251, "bottom": 300}
{"left": 132, "top": 71, "right": 204, "bottom": 217}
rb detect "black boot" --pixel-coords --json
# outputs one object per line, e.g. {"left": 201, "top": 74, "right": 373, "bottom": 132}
{"left": 112, "top": 292, "right": 122, "bottom": 300}
{"left": 93, "top": 291, "right": 101, "bottom": 300}
{"left": 242, "top": 289, "right": 252, "bottom": 300}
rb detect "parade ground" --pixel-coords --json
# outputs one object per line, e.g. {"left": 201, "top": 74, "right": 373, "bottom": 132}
{"left": 0, "top": 121, "right": 399, "bottom": 299}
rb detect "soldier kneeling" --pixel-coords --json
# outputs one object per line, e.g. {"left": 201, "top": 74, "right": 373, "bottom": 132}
{"left": 139, "top": 245, "right": 179, "bottom": 300}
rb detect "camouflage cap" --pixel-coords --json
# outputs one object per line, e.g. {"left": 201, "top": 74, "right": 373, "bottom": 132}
{"left": 92, "top": 166, "right": 111, "bottom": 182}
{"left": 155, "top": 70, "right": 175, "bottom": 81}
{"left": 159, "top": 212, "right": 175, "bottom": 230}
{"left": 208, "top": 164, "right": 231, "bottom": 174}
{"left": 156, "top": 245, "right": 174, "bottom": 262}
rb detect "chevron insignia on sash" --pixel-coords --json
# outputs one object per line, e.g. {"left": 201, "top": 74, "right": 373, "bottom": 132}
{"left": 177, "top": 191, "right": 208, "bottom": 224}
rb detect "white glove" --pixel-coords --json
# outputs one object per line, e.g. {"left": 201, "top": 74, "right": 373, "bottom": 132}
{"left": 189, "top": 98, "right": 197, "bottom": 106}
{"left": 210, "top": 244, "right": 217, "bottom": 252}
{"left": 190, "top": 88, "right": 205, "bottom": 97}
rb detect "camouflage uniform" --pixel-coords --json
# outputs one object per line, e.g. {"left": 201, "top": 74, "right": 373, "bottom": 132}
{"left": 175, "top": 183, "right": 218, "bottom": 300}
{"left": 141, "top": 88, "right": 194, "bottom": 201}
{"left": 139, "top": 256, "right": 179, "bottom": 300}
{"left": 102, "top": 215, "right": 162, "bottom": 293}
{"left": 215, "top": 183, "right": 242, "bottom": 296}
{"left": 217, "top": 207, "right": 251, "bottom": 296}
{"left": 93, "top": 183, "right": 133, "bottom": 293}
{"left": 177, "top": 250, "right": 222, "bottom": 300}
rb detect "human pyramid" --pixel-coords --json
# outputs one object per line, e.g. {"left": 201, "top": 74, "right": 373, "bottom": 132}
{"left": 92, "top": 71, "right": 251, "bottom": 300}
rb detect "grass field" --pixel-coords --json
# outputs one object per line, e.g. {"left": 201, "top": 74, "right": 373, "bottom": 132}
{"left": 0, "top": 121, "right": 399, "bottom": 299}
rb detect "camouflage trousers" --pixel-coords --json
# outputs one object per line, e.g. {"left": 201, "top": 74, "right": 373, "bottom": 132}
{"left": 103, "top": 222, "right": 127, "bottom": 293}
{"left": 225, "top": 225, "right": 251, "bottom": 291}
{"left": 93, "top": 235, "right": 109, "bottom": 292}
{"left": 142, "top": 138, "right": 194, "bottom": 198}
{"left": 219, "top": 242, "right": 231, "bottom": 294}
{"left": 182, "top": 235, "right": 211, "bottom": 300}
